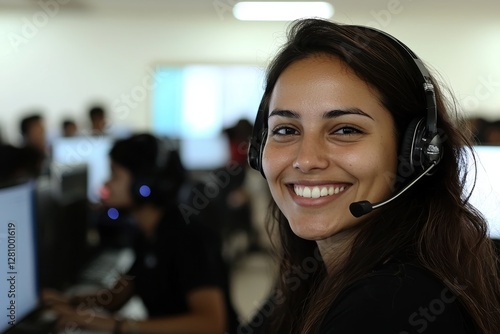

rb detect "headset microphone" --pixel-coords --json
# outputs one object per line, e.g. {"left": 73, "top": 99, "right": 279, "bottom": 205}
{"left": 349, "top": 161, "right": 438, "bottom": 218}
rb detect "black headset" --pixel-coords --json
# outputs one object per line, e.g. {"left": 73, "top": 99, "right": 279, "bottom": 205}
{"left": 247, "top": 25, "right": 443, "bottom": 179}
{"left": 130, "top": 135, "right": 177, "bottom": 205}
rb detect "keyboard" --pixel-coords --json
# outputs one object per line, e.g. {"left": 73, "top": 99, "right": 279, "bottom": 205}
{"left": 77, "top": 248, "right": 135, "bottom": 288}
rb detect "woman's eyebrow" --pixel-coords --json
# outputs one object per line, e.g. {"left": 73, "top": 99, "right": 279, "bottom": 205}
{"left": 268, "top": 109, "right": 300, "bottom": 119}
{"left": 268, "top": 108, "right": 374, "bottom": 120}
{"left": 323, "top": 108, "right": 374, "bottom": 120}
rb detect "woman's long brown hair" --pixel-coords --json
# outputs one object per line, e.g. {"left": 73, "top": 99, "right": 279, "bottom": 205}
{"left": 258, "top": 19, "right": 500, "bottom": 333}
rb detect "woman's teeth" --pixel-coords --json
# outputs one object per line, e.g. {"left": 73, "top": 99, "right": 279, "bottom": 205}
{"left": 294, "top": 185, "right": 345, "bottom": 199}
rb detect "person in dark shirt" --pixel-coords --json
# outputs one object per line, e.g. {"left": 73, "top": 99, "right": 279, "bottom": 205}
{"left": 0, "top": 144, "right": 45, "bottom": 182}
{"left": 44, "top": 133, "right": 238, "bottom": 333}
{"left": 20, "top": 113, "right": 47, "bottom": 155}
{"left": 19, "top": 113, "right": 50, "bottom": 175}
{"left": 243, "top": 18, "right": 500, "bottom": 334}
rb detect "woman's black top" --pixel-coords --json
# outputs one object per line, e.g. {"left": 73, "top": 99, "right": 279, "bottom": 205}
{"left": 242, "top": 259, "right": 475, "bottom": 334}
{"left": 319, "top": 261, "right": 475, "bottom": 333}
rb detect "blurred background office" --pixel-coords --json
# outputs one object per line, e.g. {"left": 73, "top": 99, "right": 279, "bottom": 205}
{"left": 1, "top": 0, "right": 499, "bottom": 331}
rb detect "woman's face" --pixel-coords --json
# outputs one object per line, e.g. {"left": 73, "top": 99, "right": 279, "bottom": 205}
{"left": 103, "top": 160, "right": 134, "bottom": 208}
{"left": 262, "top": 55, "right": 398, "bottom": 241}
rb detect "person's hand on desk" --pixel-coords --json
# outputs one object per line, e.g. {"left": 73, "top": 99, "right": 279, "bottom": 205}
{"left": 42, "top": 288, "right": 116, "bottom": 332}
{"left": 49, "top": 302, "right": 116, "bottom": 333}
{"left": 41, "top": 288, "right": 71, "bottom": 306}
{"left": 41, "top": 287, "right": 227, "bottom": 333}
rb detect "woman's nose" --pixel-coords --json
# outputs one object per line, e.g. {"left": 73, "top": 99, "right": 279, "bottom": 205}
{"left": 292, "top": 135, "right": 329, "bottom": 173}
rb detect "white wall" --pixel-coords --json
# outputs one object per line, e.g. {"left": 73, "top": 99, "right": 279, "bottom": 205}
{"left": 1, "top": 1, "right": 499, "bottom": 143}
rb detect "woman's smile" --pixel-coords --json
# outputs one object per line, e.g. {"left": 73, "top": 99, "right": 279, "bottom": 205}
{"left": 292, "top": 183, "right": 347, "bottom": 199}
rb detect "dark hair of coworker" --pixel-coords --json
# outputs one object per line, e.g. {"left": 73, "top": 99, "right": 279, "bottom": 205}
{"left": 0, "top": 144, "right": 44, "bottom": 182}
{"left": 62, "top": 119, "right": 75, "bottom": 128}
{"left": 108, "top": 133, "right": 186, "bottom": 208}
{"left": 89, "top": 105, "right": 105, "bottom": 120}
{"left": 258, "top": 19, "right": 500, "bottom": 333}
{"left": 20, "top": 114, "right": 42, "bottom": 137}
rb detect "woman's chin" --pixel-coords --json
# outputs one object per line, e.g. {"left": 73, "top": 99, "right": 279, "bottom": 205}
{"left": 289, "top": 221, "right": 341, "bottom": 241}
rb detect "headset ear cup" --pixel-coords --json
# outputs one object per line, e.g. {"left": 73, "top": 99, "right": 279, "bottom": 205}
{"left": 257, "top": 129, "right": 267, "bottom": 178}
{"left": 131, "top": 175, "right": 176, "bottom": 206}
{"left": 248, "top": 136, "right": 260, "bottom": 171}
{"left": 399, "top": 118, "right": 422, "bottom": 178}
{"left": 248, "top": 128, "right": 267, "bottom": 178}
{"left": 129, "top": 136, "right": 177, "bottom": 206}
{"left": 130, "top": 176, "right": 150, "bottom": 204}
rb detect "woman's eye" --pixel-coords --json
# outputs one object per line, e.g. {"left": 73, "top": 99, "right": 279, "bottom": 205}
{"left": 272, "top": 126, "right": 298, "bottom": 136}
{"left": 333, "top": 126, "right": 362, "bottom": 135}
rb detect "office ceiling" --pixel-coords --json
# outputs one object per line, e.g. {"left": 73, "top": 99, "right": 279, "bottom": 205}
{"left": 0, "top": 0, "right": 496, "bottom": 12}
{"left": 0, "top": 0, "right": 219, "bottom": 12}
{"left": 0, "top": 0, "right": 499, "bottom": 19}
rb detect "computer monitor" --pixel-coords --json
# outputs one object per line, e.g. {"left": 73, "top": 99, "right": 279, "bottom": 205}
{"left": 0, "top": 180, "right": 38, "bottom": 332}
{"left": 179, "top": 135, "right": 230, "bottom": 171}
{"left": 51, "top": 135, "right": 113, "bottom": 203}
{"left": 464, "top": 145, "right": 500, "bottom": 239}
{"left": 50, "top": 163, "right": 88, "bottom": 205}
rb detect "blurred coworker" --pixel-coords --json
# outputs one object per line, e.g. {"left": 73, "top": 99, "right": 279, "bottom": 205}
{"left": 88, "top": 104, "right": 132, "bottom": 138}
{"left": 43, "top": 133, "right": 237, "bottom": 334}
{"left": 61, "top": 119, "right": 78, "bottom": 137}
{"left": 464, "top": 117, "right": 489, "bottom": 144}
{"left": 19, "top": 113, "right": 49, "bottom": 175}
{"left": 221, "top": 119, "right": 270, "bottom": 255}
{"left": 484, "top": 119, "right": 500, "bottom": 145}
{"left": 89, "top": 105, "right": 107, "bottom": 135}
{"left": 0, "top": 144, "right": 45, "bottom": 182}
{"left": 20, "top": 113, "right": 47, "bottom": 155}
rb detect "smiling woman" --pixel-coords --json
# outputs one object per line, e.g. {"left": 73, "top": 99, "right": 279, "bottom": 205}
{"left": 263, "top": 55, "right": 398, "bottom": 242}
{"left": 246, "top": 18, "right": 500, "bottom": 334}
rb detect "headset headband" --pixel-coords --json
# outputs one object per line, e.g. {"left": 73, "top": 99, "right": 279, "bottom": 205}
{"left": 248, "top": 23, "right": 441, "bottom": 176}
{"left": 350, "top": 25, "right": 437, "bottom": 136}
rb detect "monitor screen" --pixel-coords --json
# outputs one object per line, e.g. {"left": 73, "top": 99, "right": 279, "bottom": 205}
{"left": 152, "top": 64, "right": 263, "bottom": 171}
{"left": 51, "top": 135, "right": 113, "bottom": 203}
{"left": 179, "top": 135, "right": 230, "bottom": 171}
{"left": 0, "top": 180, "right": 38, "bottom": 332}
{"left": 464, "top": 145, "right": 500, "bottom": 239}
